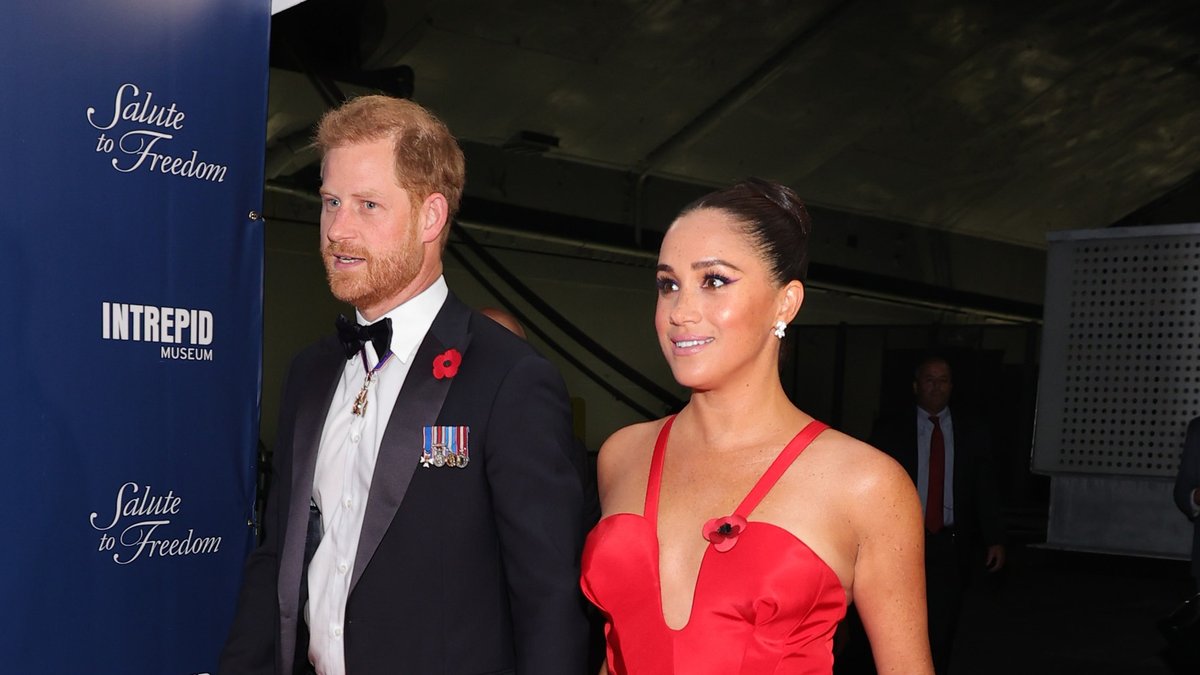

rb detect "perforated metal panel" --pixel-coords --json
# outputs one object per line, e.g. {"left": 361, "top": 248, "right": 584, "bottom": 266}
{"left": 1033, "top": 223, "right": 1200, "bottom": 477}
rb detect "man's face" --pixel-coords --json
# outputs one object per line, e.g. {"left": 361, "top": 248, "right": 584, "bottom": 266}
{"left": 913, "top": 359, "right": 953, "bottom": 414}
{"left": 318, "top": 137, "right": 424, "bottom": 320}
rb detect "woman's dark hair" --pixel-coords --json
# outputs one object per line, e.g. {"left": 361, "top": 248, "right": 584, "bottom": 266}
{"left": 678, "top": 177, "right": 812, "bottom": 284}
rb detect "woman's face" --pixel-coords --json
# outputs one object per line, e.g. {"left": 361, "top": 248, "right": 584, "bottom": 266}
{"left": 655, "top": 207, "right": 795, "bottom": 391}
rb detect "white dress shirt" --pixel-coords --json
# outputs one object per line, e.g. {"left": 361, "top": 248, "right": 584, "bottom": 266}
{"left": 916, "top": 406, "right": 956, "bottom": 528}
{"left": 306, "top": 276, "right": 448, "bottom": 675}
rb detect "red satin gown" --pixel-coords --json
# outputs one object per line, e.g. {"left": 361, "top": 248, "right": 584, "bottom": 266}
{"left": 581, "top": 416, "right": 847, "bottom": 674}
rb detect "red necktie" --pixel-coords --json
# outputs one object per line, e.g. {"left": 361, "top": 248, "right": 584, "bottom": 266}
{"left": 927, "top": 415, "right": 945, "bottom": 533}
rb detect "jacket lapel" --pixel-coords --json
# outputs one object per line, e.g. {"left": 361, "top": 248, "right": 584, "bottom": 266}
{"left": 350, "top": 293, "right": 472, "bottom": 590}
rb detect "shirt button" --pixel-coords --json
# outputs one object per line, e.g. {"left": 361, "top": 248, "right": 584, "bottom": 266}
{"left": 351, "top": 433, "right": 361, "bottom": 443}
{"left": 344, "top": 498, "right": 352, "bottom": 508}
{"left": 338, "top": 563, "right": 348, "bottom": 574}
{"left": 333, "top": 626, "right": 343, "bottom": 637}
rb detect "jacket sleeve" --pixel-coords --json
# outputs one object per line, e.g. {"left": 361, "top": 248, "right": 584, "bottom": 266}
{"left": 484, "top": 353, "right": 590, "bottom": 675}
{"left": 218, "top": 366, "right": 298, "bottom": 675}
{"left": 218, "top": 484, "right": 283, "bottom": 674}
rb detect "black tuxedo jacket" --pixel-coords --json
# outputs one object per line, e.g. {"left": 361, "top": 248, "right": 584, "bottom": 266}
{"left": 869, "top": 408, "right": 1005, "bottom": 550}
{"left": 220, "top": 292, "right": 589, "bottom": 674}
{"left": 1173, "top": 416, "right": 1200, "bottom": 583}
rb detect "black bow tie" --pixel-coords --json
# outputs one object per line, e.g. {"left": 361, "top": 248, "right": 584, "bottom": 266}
{"left": 335, "top": 314, "right": 392, "bottom": 361}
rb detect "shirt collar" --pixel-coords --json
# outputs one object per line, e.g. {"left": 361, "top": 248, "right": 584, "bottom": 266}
{"left": 918, "top": 405, "right": 950, "bottom": 422}
{"left": 355, "top": 276, "right": 448, "bottom": 365}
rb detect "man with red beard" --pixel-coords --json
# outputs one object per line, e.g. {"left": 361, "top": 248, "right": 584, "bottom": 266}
{"left": 220, "top": 95, "right": 590, "bottom": 675}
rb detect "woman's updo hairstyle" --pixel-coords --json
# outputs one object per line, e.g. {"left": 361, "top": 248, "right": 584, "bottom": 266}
{"left": 678, "top": 178, "right": 813, "bottom": 284}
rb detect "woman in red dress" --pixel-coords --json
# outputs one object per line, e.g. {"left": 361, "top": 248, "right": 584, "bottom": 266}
{"left": 581, "top": 179, "right": 933, "bottom": 674}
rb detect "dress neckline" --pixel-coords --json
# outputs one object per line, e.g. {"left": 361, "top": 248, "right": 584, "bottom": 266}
{"left": 643, "top": 414, "right": 830, "bottom": 631}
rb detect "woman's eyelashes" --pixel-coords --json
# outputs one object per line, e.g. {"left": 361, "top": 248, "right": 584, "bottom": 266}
{"left": 701, "top": 273, "right": 734, "bottom": 289}
{"left": 655, "top": 272, "right": 737, "bottom": 295}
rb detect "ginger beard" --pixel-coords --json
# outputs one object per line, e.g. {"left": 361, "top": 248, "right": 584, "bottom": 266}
{"left": 322, "top": 224, "right": 423, "bottom": 312}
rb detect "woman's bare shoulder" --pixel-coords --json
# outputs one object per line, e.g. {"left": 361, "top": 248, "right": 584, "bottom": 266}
{"left": 813, "top": 430, "right": 922, "bottom": 540}
{"left": 811, "top": 428, "right": 915, "bottom": 495}
{"left": 598, "top": 418, "right": 666, "bottom": 467}
{"left": 596, "top": 418, "right": 670, "bottom": 511}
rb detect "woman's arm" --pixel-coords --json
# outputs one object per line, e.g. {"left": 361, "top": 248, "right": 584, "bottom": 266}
{"left": 849, "top": 457, "right": 935, "bottom": 675}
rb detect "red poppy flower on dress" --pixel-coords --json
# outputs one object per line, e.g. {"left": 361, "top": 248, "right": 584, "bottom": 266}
{"left": 701, "top": 514, "right": 748, "bottom": 553}
{"left": 433, "top": 349, "right": 462, "bottom": 379}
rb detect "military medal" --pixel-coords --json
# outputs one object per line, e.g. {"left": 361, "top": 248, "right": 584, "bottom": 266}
{"left": 421, "top": 426, "right": 470, "bottom": 468}
{"left": 352, "top": 350, "right": 392, "bottom": 417}
{"left": 454, "top": 424, "right": 470, "bottom": 467}
{"left": 351, "top": 375, "right": 373, "bottom": 416}
{"left": 420, "top": 427, "right": 433, "bottom": 467}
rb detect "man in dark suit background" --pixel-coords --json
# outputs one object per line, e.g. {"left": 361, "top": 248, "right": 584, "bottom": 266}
{"left": 869, "top": 354, "right": 1006, "bottom": 675}
{"left": 1174, "top": 416, "right": 1200, "bottom": 593}
{"left": 220, "top": 95, "right": 589, "bottom": 674}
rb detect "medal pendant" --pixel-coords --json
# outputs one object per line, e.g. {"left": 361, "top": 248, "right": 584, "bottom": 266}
{"left": 352, "top": 370, "right": 377, "bottom": 417}
{"left": 432, "top": 442, "right": 447, "bottom": 467}
{"left": 352, "top": 386, "right": 369, "bottom": 416}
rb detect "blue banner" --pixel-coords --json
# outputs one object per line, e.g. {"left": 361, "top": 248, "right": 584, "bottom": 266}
{"left": 0, "top": 2, "right": 269, "bottom": 674}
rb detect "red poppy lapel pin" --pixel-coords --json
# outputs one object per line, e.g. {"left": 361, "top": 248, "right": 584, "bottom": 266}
{"left": 433, "top": 348, "right": 462, "bottom": 379}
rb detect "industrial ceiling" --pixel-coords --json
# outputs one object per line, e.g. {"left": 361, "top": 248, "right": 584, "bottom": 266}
{"left": 262, "top": 0, "right": 1200, "bottom": 315}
